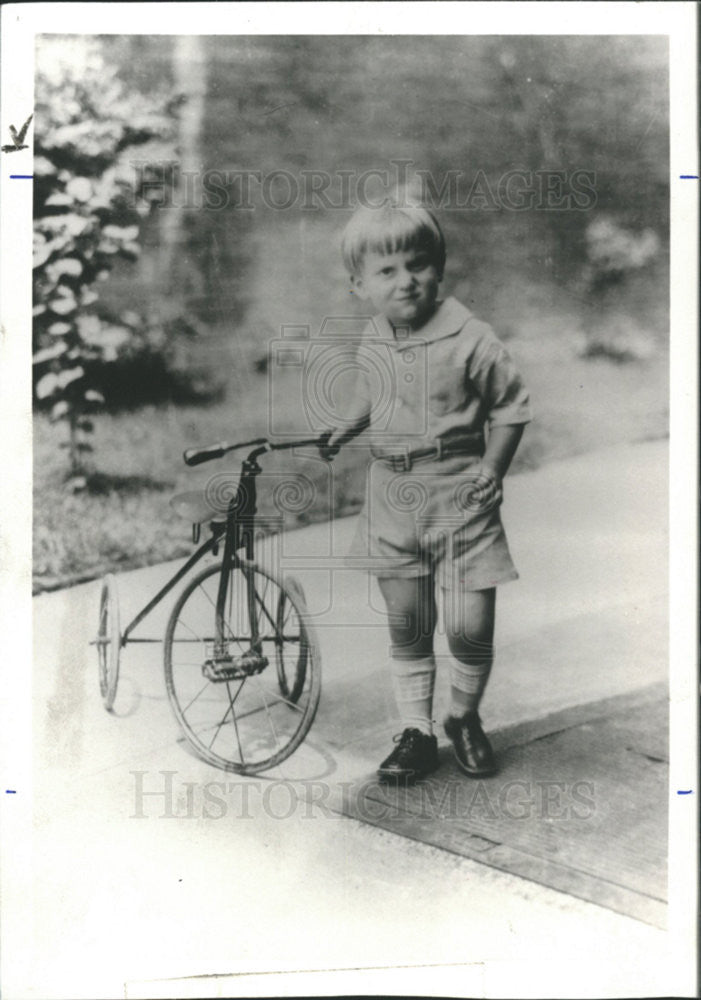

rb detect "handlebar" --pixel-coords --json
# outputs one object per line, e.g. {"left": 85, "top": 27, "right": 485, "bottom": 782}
{"left": 183, "top": 434, "right": 331, "bottom": 467}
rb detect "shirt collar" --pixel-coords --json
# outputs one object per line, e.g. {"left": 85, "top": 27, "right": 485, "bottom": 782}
{"left": 367, "top": 297, "right": 472, "bottom": 348}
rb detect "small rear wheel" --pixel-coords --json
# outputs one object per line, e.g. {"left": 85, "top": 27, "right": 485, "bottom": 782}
{"left": 97, "top": 574, "right": 121, "bottom": 712}
{"left": 163, "top": 561, "right": 321, "bottom": 774}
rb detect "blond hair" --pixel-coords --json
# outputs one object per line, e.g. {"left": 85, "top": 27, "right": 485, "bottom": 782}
{"left": 340, "top": 199, "right": 446, "bottom": 277}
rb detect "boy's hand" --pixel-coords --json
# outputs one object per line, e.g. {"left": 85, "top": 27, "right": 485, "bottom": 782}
{"left": 461, "top": 462, "right": 503, "bottom": 514}
{"left": 318, "top": 430, "right": 341, "bottom": 461}
{"left": 317, "top": 415, "right": 370, "bottom": 460}
{"left": 477, "top": 461, "right": 503, "bottom": 491}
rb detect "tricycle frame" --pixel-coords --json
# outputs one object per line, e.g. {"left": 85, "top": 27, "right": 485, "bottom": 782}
{"left": 94, "top": 435, "right": 325, "bottom": 773}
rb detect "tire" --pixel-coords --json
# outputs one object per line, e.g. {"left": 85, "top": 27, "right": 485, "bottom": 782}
{"left": 163, "top": 561, "right": 321, "bottom": 774}
{"left": 97, "top": 574, "right": 121, "bottom": 711}
{"left": 276, "top": 585, "right": 308, "bottom": 703}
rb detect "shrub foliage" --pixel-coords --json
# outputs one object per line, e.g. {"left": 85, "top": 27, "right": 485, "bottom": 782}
{"left": 32, "top": 38, "right": 178, "bottom": 484}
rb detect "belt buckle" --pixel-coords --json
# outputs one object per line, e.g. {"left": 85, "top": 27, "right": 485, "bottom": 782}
{"left": 393, "top": 447, "right": 412, "bottom": 472}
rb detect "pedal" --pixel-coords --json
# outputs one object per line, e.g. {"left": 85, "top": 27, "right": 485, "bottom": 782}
{"left": 202, "top": 649, "right": 269, "bottom": 682}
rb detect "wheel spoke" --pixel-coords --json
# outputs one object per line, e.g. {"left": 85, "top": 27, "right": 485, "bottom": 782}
{"left": 255, "top": 685, "right": 306, "bottom": 716}
{"left": 197, "top": 579, "right": 240, "bottom": 648}
{"left": 206, "top": 681, "right": 236, "bottom": 751}
{"left": 252, "top": 674, "right": 282, "bottom": 755}
{"left": 175, "top": 615, "right": 203, "bottom": 642}
{"left": 165, "top": 564, "right": 318, "bottom": 773}
{"left": 227, "top": 572, "right": 234, "bottom": 633}
{"left": 271, "top": 689, "right": 306, "bottom": 714}
{"left": 183, "top": 574, "right": 249, "bottom": 654}
{"left": 282, "top": 595, "right": 293, "bottom": 631}
{"left": 255, "top": 574, "right": 266, "bottom": 636}
{"left": 263, "top": 576, "right": 273, "bottom": 635}
{"left": 227, "top": 679, "right": 246, "bottom": 763}
{"left": 180, "top": 678, "right": 212, "bottom": 715}
{"left": 255, "top": 589, "right": 282, "bottom": 640}
{"left": 169, "top": 635, "right": 267, "bottom": 644}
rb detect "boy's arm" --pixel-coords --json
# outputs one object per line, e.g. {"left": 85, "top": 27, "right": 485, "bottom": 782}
{"left": 319, "top": 339, "right": 374, "bottom": 458}
{"left": 465, "top": 324, "right": 531, "bottom": 480}
{"left": 480, "top": 423, "right": 524, "bottom": 483}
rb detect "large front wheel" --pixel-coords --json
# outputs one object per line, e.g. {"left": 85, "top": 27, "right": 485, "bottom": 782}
{"left": 163, "top": 561, "right": 321, "bottom": 773}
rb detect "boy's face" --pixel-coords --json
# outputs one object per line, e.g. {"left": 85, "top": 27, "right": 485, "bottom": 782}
{"left": 352, "top": 247, "right": 442, "bottom": 330}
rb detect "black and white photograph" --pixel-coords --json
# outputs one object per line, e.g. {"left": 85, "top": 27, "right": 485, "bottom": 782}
{"left": 0, "top": 3, "right": 697, "bottom": 998}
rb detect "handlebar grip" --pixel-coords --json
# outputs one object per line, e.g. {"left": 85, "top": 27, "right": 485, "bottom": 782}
{"left": 183, "top": 442, "right": 229, "bottom": 466}
{"left": 184, "top": 435, "right": 328, "bottom": 466}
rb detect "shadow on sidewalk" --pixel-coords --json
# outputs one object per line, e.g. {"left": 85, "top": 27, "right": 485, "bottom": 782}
{"left": 321, "top": 683, "right": 668, "bottom": 928}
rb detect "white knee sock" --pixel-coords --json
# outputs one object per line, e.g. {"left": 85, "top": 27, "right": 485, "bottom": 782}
{"left": 389, "top": 655, "right": 436, "bottom": 736}
{"left": 449, "top": 655, "right": 492, "bottom": 717}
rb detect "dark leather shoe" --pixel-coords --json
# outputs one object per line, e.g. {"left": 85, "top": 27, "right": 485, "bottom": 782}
{"left": 377, "top": 728, "right": 439, "bottom": 784}
{"left": 444, "top": 711, "right": 497, "bottom": 777}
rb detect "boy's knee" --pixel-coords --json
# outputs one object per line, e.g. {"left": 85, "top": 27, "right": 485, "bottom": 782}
{"left": 446, "top": 631, "right": 493, "bottom": 663}
{"left": 390, "top": 642, "right": 435, "bottom": 660}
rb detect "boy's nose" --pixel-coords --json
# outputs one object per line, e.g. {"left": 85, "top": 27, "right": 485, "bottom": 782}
{"left": 397, "top": 269, "right": 416, "bottom": 289}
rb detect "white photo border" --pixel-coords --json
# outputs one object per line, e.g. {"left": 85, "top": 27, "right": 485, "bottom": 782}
{"left": 1, "top": 3, "right": 697, "bottom": 997}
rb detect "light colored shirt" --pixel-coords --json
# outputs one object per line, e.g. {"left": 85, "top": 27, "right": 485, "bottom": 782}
{"left": 336, "top": 296, "right": 531, "bottom": 455}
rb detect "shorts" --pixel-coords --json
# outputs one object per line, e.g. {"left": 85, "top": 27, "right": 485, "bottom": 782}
{"left": 346, "top": 453, "right": 519, "bottom": 591}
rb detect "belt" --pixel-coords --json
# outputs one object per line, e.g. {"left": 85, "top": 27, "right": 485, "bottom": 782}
{"left": 373, "top": 432, "right": 484, "bottom": 472}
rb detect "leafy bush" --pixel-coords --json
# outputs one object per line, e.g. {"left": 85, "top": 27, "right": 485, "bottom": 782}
{"left": 81, "top": 310, "right": 228, "bottom": 409}
{"left": 577, "top": 216, "right": 661, "bottom": 362}
{"left": 583, "top": 217, "right": 660, "bottom": 294}
{"left": 32, "top": 37, "right": 178, "bottom": 486}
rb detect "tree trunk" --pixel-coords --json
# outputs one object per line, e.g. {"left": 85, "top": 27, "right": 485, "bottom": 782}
{"left": 158, "top": 36, "right": 207, "bottom": 313}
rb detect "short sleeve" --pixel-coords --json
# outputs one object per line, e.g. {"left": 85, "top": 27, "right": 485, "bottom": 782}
{"left": 467, "top": 327, "right": 532, "bottom": 427}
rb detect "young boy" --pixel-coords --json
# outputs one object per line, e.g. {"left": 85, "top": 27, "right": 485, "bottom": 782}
{"left": 321, "top": 198, "right": 531, "bottom": 783}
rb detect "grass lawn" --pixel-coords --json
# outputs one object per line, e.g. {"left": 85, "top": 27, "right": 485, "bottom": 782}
{"left": 33, "top": 308, "right": 668, "bottom": 594}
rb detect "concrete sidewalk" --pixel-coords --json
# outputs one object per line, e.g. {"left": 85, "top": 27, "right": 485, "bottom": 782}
{"left": 23, "top": 439, "right": 684, "bottom": 999}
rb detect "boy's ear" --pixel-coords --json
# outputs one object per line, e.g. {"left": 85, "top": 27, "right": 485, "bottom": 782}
{"left": 350, "top": 273, "right": 370, "bottom": 301}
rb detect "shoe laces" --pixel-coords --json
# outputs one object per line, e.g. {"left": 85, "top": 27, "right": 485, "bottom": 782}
{"left": 462, "top": 713, "right": 485, "bottom": 746}
{"left": 448, "top": 712, "right": 480, "bottom": 746}
{"left": 393, "top": 727, "right": 427, "bottom": 748}
{"left": 461, "top": 725, "right": 476, "bottom": 748}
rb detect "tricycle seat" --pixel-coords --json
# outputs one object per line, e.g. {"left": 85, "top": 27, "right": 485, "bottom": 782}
{"left": 170, "top": 491, "right": 226, "bottom": 524}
